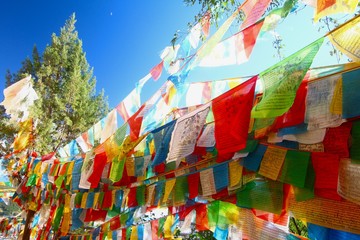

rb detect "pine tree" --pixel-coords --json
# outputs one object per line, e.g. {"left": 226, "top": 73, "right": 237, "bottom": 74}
{"left": 29, "top": 13, "right": 108, "bottom": 154}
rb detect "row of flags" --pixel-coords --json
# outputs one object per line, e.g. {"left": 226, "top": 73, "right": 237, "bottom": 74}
{"left": 1, "top": 0, "right": 360, "bottom": 239}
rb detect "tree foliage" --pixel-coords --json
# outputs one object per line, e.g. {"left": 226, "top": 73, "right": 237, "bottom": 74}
{"left": 3, "top": 14, "right": 108, "bottom": 155}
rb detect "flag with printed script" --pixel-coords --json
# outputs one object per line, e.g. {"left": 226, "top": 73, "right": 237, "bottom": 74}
{"left": 251, "top": 37, "right": 324, "bottom": 118}
{"left": 213, "top": 76, "right": 257, "bottom": 155}
{"left": 241, "top": 0, "right": 271, "bottom": 29}
{"left": 328, "top": 15, "right": 360, "bottom": 62}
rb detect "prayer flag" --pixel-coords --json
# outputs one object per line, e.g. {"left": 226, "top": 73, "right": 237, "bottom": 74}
{"left": 213, "top": 76, "right": 257, "bottom": 155}
{"left": 311, "top": 152, "right": 341, "bottom": 200}
{"left": 199, "top": 20, "right": 264, "bottom": 67}
{"left": 251, "top": 38, "right": 324, "bottom": 118}
{"left": 166, "top": 103, "right": 210, "bottom": 165}
{"left": 314, "top": 0, "right": 358, "bottom": 22}
{"left": 342, "top": 69, "right": 360, "bottom": 119}
{"left": 150, "top": 61, "right": 164, "bottom": 81}
{"left": 328, "top": 15, "right": 360, "bottom": 62}
{"left": 241, "top": 0, "right": 271, "bottom": 29}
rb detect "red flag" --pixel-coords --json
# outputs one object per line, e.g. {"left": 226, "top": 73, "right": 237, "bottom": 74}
{"left": 236, "top": 19, "right": 264, "bottom": 63}
{"left": 195, "top": 204, "right": 209, "bottom": 231}
{"left": 151, "top": 219, "right": 159, "bottom": 240}
{"left": 128, "top": 105, "right": 145, "bottom": 140}
{"left": 212, "top": 76, "right": 257, "bottom": 156}
{"left": 127, "top": 187, "right": 138, "bottom": 208}
{"left": 312, "top": 152, "right": 341, "bottom": 200}
{"left": 150, "top": 61, "right": 164, "bottom": 81}
{"left": 273, "top": 79, "right": 308, "bottom": 130}
{"left": 323, "top": 122, "right": 352, "bottom": 158}
{"left": 102, "top": 190, "right": 113, "bottom": 209}
{"left": 188, "top": 172, "right": 200, "bottom": 199}
{"left": 241, "top": 0, "right": 271, "bottom": 29}
{"left": 87, "top": 152, "right": 108, "bottom": 188}
{"left": 109, "top": 216, "right": 121, "bottom": 231}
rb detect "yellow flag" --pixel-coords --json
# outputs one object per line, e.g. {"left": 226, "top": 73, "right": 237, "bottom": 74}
{"left": 130, "top": 226, "right": 138, "bottom": 240}
{"left": 164, "top": 215, "right": 174, "bottom": 238}
{"left": 328, "top": 15, "right": 360, "bottom": 62}
{"left": 13, "top": 118, "right": 33, "bottom": 152}
{"left": 330, "top": 77, "right": 343, "bottom": 114}
{"left": 315, "top": 0, "right": 358, "bottom": 22}
{"left": 81, "top": 192, "right": 88, "bottom": 209}
{"left": 163, "top": 179, "right": 176, "bottom": 204}
{"left": 60, "top": 212, "right": 70, "bottom": 235}
{"left": 229, "top": 159, "right": 243, "bottom": 187}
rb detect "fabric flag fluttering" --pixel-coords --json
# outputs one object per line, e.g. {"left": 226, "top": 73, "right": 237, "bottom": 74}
{"left": 314, "top": 0, "right": 358, "bottom": 22}
{"left": 189, "top": 4, "right": 242, "bottom": 69}
{"left": 328, "top": 15, "right": 360, "bottom": 62}
{"left": 199, "top": 19, "right": 264, "bottom": 67}
{"left": 0, "top": 75, "right": 38, "bottom": 121}
{"left": 212, "top": 76, "right": 257, "bottom": 156}
{"left": 251, "top": 37, "right": 324, "bottom": 118}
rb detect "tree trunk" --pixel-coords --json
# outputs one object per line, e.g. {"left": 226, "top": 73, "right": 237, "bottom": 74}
{"left": 22, "top": 210, "right": 35, "bottom": 240}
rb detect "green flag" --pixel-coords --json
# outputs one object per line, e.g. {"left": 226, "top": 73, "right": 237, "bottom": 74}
{"left": 252, "top": 37, "right": 324, "bottom": 118}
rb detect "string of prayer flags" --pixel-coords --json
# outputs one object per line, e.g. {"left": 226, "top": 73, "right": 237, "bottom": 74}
{"left": 199, "top": 19, "right": 264, "bottom": 67}
{"left": 212, "top": 76, "right": 257, "bottom": 157}
{"left": 251, "top": 37, "right": 324, "bottom": 118}
{"left": 314, "top": 0, "right": 359, "bottom": 22}
{"left": 189, "top": 4, "right": 241, "bottom": 69}
{"left": 166, "top": 103, "right": 210, "bottom": 166}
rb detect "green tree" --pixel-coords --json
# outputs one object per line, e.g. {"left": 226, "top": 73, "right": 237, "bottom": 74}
{"left": 28, "top": 13, "right": 108, "bottom": 154}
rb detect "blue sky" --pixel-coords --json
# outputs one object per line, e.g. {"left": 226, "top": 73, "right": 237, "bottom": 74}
{"left": 0, "top": 1, "right": 201, "bottom": 107}
{"left": 0, "top": 1, "right": 347, "bottom": 108}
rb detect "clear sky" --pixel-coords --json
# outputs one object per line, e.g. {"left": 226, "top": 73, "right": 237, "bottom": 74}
{"left": 0, "top": 1, "right": 348, "bottom": 108}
